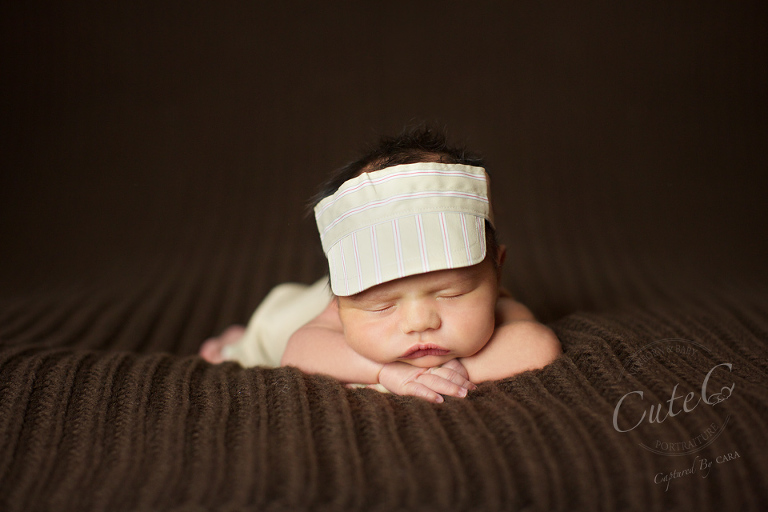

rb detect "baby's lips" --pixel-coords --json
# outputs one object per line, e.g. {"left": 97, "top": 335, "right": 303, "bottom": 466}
{"left": 399, "top": 343, "right": 451, "bottom": 359}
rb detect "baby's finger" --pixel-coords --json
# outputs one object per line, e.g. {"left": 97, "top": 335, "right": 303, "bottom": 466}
{"left": 427, "top": 366, "right": 476, "bottom": 391}
{"left": 439, "top": 359, "right": 470, "bottom": 380}
{"left": 416, "top": 372, "right": 469, "bottom": 398}
{"left": 402, "top": 382, "right": 444, "bottom": 403}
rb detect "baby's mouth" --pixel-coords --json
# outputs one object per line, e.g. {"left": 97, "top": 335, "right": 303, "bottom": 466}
{"left": 399, "top": 344, "right": 450, "bottom": 360}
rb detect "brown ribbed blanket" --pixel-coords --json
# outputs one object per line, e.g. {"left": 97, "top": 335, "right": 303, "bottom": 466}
{"left": 2, "top": 2, "right": 767, "bottom": 511}
{"left": 2, "top": 275, "right": 767, "bottom": 511}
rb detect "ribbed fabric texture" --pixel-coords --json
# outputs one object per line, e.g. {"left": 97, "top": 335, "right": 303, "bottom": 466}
{"left": 1, "top": 283, "right": 767, "bottom": 511}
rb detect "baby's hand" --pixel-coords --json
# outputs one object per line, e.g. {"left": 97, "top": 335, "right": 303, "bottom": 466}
{"left": 377, "top": 359, "right": 477, "bottom": 403}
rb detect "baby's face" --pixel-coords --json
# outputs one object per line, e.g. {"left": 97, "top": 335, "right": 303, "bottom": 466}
{"left": 337, "top": 257, "right": 499, "bottom": 368}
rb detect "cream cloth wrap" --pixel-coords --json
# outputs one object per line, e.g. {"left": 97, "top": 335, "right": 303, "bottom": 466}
{"left": 221, "top": 278, "right": 389, "bottom": 391}
{"left": 222, "top": 278, "right": 332, "bottom": 367}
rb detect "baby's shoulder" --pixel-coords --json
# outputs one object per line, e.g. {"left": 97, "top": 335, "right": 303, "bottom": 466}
{"left": 495, "top": 292, "right": 536, "bottom": 323}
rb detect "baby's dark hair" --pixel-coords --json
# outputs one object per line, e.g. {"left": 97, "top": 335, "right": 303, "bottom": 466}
{"left": 311, "top": 124, "right": 502, "bottom": 269}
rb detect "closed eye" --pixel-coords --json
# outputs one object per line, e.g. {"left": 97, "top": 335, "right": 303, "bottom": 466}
{"left": 368, "top": 304, "right": 395, "bottom": 313}
{"left": 438, "top": 292, "right": 466, "bottom": 300}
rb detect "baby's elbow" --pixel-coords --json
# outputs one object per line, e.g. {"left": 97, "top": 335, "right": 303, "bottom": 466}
{"left": 280, "top": 330, "right": 304, "bottom": 367}
{"left": 515, "top": 321, "right": 562, "bottom": 369}
{"left": 533, "top": 323, "right": 562, "bottom": 367}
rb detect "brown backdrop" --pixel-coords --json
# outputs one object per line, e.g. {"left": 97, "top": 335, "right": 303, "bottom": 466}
{"left": 1, "top": 3, "right": 767, "bottom": 511}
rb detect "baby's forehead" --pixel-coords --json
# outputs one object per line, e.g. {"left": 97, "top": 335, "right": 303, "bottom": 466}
{"left": 348, "top": 263, "right": 490, "bottom": 301}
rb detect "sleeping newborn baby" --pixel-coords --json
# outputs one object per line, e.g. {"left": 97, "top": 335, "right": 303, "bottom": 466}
{"left": 200, "top": 128, "right": 562, "bottom": 402}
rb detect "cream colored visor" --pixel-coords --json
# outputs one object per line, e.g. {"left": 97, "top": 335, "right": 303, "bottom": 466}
{"left": 314, "top": 162, "right": 493, "bottom": 296}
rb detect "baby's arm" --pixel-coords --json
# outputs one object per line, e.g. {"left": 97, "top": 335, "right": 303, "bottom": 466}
{"left": 459, "top": 295, "right": 562, "bottom": 383}
{"left": 280, "top": 298, "right": 382, "bottom": 384}
{"left": 281, "top": 299, "right": 473, "bottom": 402}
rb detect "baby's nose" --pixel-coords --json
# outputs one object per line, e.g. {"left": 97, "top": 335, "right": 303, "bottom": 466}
{"left": 400, "top": 300, "right": 441, "bottom": 334}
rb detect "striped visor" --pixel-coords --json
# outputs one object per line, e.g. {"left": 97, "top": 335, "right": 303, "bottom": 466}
{"left": 314, "top": 162, "right": 494, "bottom": 296}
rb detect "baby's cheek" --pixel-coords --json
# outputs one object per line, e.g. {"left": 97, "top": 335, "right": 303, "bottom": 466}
{"left": 467, "top": 312, "right": 496, "bottom": 350}
{"left": 344, "top": 323, "right": 384, "bottom": 361}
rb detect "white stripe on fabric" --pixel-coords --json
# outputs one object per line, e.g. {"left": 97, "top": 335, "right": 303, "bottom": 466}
{"left": 439, "top": 212, "right": 452, "bottom": 268}
{"left": 339, "top": 241, "right": 349, "bottom": 295}
{"left": 416, "top": 214, "right": 429, "bottom": 273}
{"left": 476, "top": 216, "right": 485, "bottom": 257}
{"left": 392, "top": 219, "right": 404, "bottom": 278}
{"left": 461, "top": 213, "right": 471, "bottom": 264}
{"left": 352, "top": 232, "right": 362, "bottom": 292}
{"left": 329, "top": 249, "right": 337, "bottom": 291}
{"left": 371, "top": 225, "right": 381, "bottom": 285}
{"left": 319, "top": 190, "right": 488, "bottom": 239}
{"left": 314, "top": 168, "right": 487, "bottom": 218}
